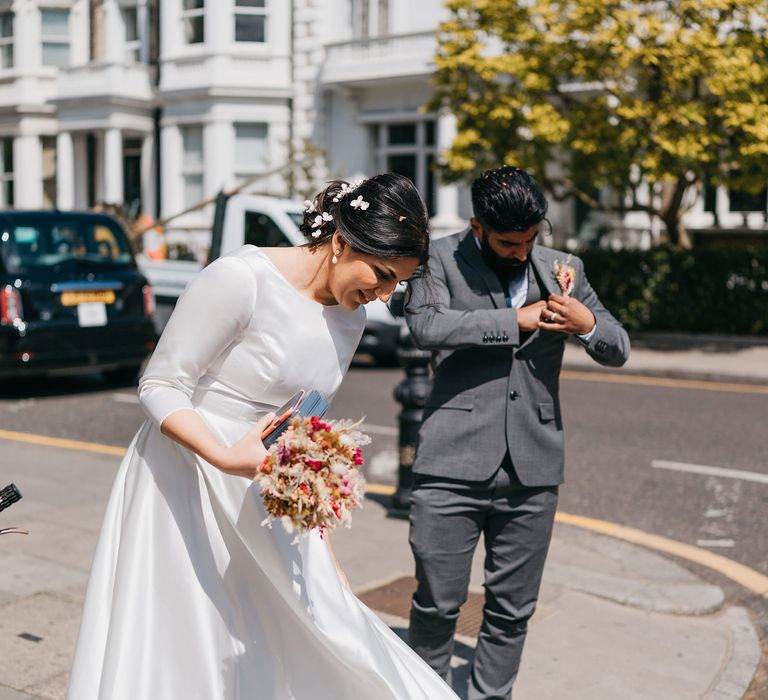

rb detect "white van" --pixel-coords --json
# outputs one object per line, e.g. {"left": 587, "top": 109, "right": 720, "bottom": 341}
{"left": 138, "top": 192, "right": 405, "bottom": 363}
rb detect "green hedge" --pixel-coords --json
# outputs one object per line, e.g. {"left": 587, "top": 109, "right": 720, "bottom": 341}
{"left": 577, "top": 247, "right": 768, "bottom": 335}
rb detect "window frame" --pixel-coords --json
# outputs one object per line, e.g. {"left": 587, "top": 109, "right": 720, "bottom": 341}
{"left": 40, "top": 6, "right": 71, "bottom": 69}
{"left": 351, "top": 0, "right": 370, "bottom": 38}
{"left": 180, "top": 0, "right": 205, "bottom": 45}
{"left": 233, "top": 122, "right": 269, "bottom": 182}
{"left": 180, "top": 124, "right": 204, "bottom": 209}
{"left": 372, "top": 119, "right": 437, "bottom": 216}
{"left": 234, "top": 0, "right": 267, "bottom": 44}
{"left": 0, "top": 10, "right": 13, "bottom": 70}
{"left": 119, "top": 1, "right": 141, "bottom": 63}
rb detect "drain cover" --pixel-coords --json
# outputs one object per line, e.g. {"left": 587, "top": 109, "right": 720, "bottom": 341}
{"left": 359, "top": 576, "right": 485, "bottom": 638}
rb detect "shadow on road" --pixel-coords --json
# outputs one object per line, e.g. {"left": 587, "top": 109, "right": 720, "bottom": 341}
{"left": 0, "top": 372, "right": 137, "bottom": 401}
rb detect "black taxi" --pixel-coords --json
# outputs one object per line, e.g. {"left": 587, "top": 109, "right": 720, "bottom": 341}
{"left": 0, "top": 211, "right": 157, "bottom": 380}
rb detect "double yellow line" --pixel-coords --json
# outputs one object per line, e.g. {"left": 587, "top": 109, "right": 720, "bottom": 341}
{"left": 0, "top": 428, "right": 125, "bottom": 456}
{"left": 3, "top": 426, "right": 767, "bottom": 599}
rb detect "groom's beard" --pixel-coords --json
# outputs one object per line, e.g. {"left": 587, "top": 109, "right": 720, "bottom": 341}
{"left": 480, "top": 235, "right": 529, "bottom": 282}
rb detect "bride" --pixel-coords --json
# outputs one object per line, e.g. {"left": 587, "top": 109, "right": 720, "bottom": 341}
{"left": 67, "top": 173, "right": 459, "bottom": 699}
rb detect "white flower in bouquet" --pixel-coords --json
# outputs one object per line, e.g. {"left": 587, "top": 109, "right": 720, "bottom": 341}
{"left": 257, "top": 416, "right": 370, "bottom": 537}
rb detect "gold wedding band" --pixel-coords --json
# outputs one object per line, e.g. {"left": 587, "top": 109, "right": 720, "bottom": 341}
{"left": 550, "top": 311, "right": 557, "bottom": 322}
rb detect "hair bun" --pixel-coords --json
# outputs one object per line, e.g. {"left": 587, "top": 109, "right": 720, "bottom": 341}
{"left": 299, "top": 181, "right": 350, "bottom": 244}
{"left": 300, "top": 173, "right": 430, "bottom": 263}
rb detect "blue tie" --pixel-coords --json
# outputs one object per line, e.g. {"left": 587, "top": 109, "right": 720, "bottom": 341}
{"left": 501, "top": 267, "right": 526, "bottom": 309}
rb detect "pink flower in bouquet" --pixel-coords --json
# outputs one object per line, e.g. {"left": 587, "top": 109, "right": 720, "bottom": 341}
{"left": 257, "top": 416, "right": 370, "bottom": 537}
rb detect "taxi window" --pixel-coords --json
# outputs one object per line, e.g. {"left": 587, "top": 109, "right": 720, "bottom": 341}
{"left": 0, "top": 216, "right": 133, "bottom": 272}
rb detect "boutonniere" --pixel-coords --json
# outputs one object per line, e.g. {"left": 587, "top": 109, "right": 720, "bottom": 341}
{"left": 553, "top": 255, "right": 576, "bottom": 296}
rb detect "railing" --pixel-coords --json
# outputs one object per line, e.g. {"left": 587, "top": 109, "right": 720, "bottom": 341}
{"left": 158, "top": 51, "right": 290, "bottom": 95}
{"left": 322, "top": 31, "right": 436, "bottom": 84}
{"left": 57, "top": 61, "right": 154, "bottom": 103}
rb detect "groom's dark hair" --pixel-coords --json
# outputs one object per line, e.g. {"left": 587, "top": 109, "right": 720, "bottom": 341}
{"left": 471, "top": 166, "right": 548, "bottom": 233}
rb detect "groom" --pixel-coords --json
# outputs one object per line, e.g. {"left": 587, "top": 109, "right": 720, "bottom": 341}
{"left": 405, "top": 166, "right": 630, "bottom": 699}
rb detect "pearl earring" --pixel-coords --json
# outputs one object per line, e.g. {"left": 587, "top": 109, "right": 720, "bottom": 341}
{"left": 332, "top": 250, "right": 340, "bottom": 265}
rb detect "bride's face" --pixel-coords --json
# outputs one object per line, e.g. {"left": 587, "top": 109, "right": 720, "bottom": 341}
{"left": 330, "top": 242, "right": 420, "bottom": 310}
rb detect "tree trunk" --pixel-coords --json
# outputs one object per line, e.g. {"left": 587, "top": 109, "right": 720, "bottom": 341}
{"left": 661, "top": 215, "right": 693, "bottom": 250}
{"left": 659, "top": 178, "right": 694, "bottom": 249}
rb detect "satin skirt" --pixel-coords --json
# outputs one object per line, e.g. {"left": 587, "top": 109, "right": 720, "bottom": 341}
{"left": 67, "top": 403, "right": 458, "bottom": 700}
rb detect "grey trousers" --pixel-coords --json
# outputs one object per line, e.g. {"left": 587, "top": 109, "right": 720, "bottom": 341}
{"left": 407, "top": 459, "right": 558, "bottom": 700}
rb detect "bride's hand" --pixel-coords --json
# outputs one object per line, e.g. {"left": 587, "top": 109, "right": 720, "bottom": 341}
{"left": 216, "top": 412, "right": 276, "bottom": 479}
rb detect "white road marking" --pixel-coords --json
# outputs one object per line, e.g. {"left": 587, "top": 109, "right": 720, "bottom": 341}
{"left": 704, "top": 508, "right": 730, "bottom": 519}
{"left": 111, "top": 393, "right": 139, "bottom": 404}
{"left": 651, "top": 460, "right": 768, "bottom": 485}
{"left": 367, "top": 449, "right": 398, "bottom": 480}
{"left": 696, "top": 539, "right": 736, "bottom": 548}
{"left": 360, "top": 423, "right": 398, "bottom": 437}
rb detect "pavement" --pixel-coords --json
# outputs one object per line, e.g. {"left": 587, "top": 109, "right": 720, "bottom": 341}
{"left": 0, "top": 336, "right": 766, "bottom": 699}
{"left": 562, "top": 333, "right": 768, "bottom": 385}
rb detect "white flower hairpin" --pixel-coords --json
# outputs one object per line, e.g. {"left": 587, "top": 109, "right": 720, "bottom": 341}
{"left": 332, "top": 184, "right": 351, "bottom": 203}
{"left": 332, "top": 180, "right": 365, "bottom": 203}
{"left": 350, "top": 195, "right": 369, "bottom": 211}
{"left": 304, "top": 199, "right": 316, "bottom": 213}
{"left": 311, "top": 211, "right": 333, "bottom": 237}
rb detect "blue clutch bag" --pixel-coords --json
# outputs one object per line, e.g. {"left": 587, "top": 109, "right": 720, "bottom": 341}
{"left": 262, "top": 389, "right": 330, "bottom": 448}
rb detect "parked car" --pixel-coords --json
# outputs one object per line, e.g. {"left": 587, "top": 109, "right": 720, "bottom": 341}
{"left": 0, "top": 211, "right": 157, "bottom": 380}
{"left": 139, "top": 192, "right": 406, "bottom": 363}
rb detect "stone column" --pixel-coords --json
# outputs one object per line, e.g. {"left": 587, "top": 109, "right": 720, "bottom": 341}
{"left": 102, "top": 0, "right": 125, "bottom": 63}
{"left": 206, "top": 0, "right": 232, "bottom": 49}
{"left": 56, "top": 131, "right": 75, "bottom": 210}
{"left": 103, "top": 127, "right": 123, "bottom": 204}
{"left": 13, "top": 134, "right": 44, "bottom": 208}
{"left": 160, "top": 123, "right": 182, "bottom": 218}
{"left": 69, "top": 0, "right": 90, "bottom": 66}
{"left": 159, "top": 0, "right": 181, "bottom": 59}
{"left": 13, "top": 0, "right": 42, "bottom": 71}
{"left": 203, "top": 120, "right": 233, "bottom": 198}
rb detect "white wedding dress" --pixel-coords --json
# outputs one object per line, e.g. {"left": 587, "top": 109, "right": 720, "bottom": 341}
{"left": 67, "top": 246, "right": 458, "bottom": 700}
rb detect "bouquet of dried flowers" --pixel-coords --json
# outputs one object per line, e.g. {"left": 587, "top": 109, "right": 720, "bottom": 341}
{"left": 257, "top": 416, "right": 369, "bottom": 537}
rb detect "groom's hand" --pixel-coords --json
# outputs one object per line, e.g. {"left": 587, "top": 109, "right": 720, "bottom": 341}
{"left": 539, "top": 294, "right": 596, "bottom": 335}
{"left": 517, "top": 301, "right": 548, "bottom": 332}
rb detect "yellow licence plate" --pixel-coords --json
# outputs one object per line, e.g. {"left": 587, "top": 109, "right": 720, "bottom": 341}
{"left": 60, "top": 290, "right": 116, "bottom": 306}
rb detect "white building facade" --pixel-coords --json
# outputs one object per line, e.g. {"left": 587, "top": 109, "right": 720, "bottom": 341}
{"left": 0, "top": 0, "right": 764, "bottom": 255}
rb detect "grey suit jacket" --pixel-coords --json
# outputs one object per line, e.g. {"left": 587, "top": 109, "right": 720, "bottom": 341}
{"left": 406, "top": 230, "right": 630, "bottom": 487}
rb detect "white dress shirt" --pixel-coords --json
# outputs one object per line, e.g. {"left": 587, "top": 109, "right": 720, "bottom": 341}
{"left": 473, "top": 235, "right": 596, "bottom": 341}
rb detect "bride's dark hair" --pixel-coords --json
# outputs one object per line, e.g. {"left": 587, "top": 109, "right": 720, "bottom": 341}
{"left": 299, "top": 173, "right": 430, "bottom": 264}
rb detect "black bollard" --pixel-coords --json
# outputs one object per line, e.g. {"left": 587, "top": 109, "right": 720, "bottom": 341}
{"left": 389, "top": 327, "right": 432, "bottom": 518}
{"left": 0, "top": 484, "right": 21, "bottom": 513}
{"left": 0, "top": 483, "right": 27, "bottom": 535}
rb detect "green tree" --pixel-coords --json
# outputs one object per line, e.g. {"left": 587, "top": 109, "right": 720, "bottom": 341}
{"left": 430, "top": 0, "right": 768, "bottom": 248}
